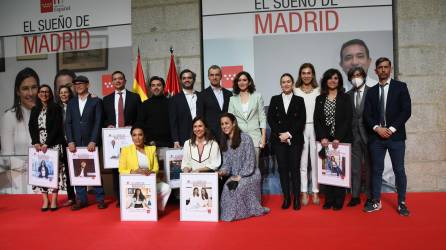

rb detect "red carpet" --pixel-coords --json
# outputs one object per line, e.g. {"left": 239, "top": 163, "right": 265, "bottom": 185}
{"left": 0, "top": 193, "right": 444, "bottom": 250}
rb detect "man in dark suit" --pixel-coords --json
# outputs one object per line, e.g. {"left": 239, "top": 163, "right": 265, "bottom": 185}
{"left": 346, "top": 66, "right": 371, "bottom": 207}
{"left": 197, "top": 65, "right": 232, "bottom": 140}
{"left": 137, "top": 76, "right": 172, "bottom": 147}
{"left": 169, "top": 69, "right": 200, "bottom": 148}
{"left": 363, "top": 58, "right": 411, "bottom": 216}
{"left": 65, "top": 75, "right": 107, "bottom": 210}
{"left": 103, "top": 71, "right": 141, "bottom": 207}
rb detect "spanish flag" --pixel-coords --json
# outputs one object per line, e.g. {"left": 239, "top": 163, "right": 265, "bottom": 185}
{"left": 132, "top": 49, "right": 148, "bottom": 101}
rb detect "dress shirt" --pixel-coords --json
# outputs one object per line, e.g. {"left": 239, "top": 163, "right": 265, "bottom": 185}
{"left": 78, "top": 96, "right": 88, "bottom": 116}
{"left": 114, "top": 90, "right": 127, "bottom": 126}
{"left": 211, "top": 85, "right": 224, "bottom": 110}
{"left": 281, "top": 92, "right": 293, "bottom": 113}
{"left": 184, "top": 90, "right": 197, "bottom": 119}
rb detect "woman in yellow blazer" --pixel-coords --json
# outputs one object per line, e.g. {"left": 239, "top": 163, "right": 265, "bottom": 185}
{"left": 119, "top": 126, "right": 171, "bottom": 212}
{"left": 228, "top": 71, "right": 267, "bottom": 163}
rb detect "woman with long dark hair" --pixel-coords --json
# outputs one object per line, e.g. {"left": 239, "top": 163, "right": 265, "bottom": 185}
{"left": 314, "top": 69, "right": 352, "bottom": 211}
{"left": 218, "top": 113, "right": 269, "bottom": 221}
{"left": 38, "top": 161, "right": 49, "bottom": 178}
{"left": 181, "top": 116, "right": 221, "bottom": 173}
{"left": 29, "top": 84, "right": 66, "bottom": 211}
{"left": 128, "top": 188, "right": 147, "bottom": 208}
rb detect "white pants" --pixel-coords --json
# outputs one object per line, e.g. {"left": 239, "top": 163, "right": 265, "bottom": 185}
{"left": 157, "top": 182, "right": 171, "bottom": 211}
{"left": 300, "top": 124, "right": 319, "bottom": 193}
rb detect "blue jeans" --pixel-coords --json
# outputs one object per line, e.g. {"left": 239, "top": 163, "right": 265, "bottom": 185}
{"left": 75, "top": 185, "right": 105, "bottom": 205}
{"left": 369, "top": 139, "right": 407, "bottom": 204}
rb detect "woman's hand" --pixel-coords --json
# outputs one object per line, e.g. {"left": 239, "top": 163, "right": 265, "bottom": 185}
{"left": 218, "top": 169, "right": 227, "bottom": 177}
{"left": 321, "top": 138, "right": 329, "bottom": 148}
{"left": 41, "top": 144, "right": 48, "bottom": 153}
{"left": 183, "top": 167, "right": 192, "bottom": 173}
{"left": 34, "top": 144, "right": 41, "bottom": 151}
{"left": 332, "top": 139, "right": 340, "bottom": 149}
{"left": 230, "top": 175, "right": 241, "bottom": 181}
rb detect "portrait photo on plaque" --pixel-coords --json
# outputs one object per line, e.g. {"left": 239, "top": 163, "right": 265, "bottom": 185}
{"left": 67, "top": 147, "right": 101, "bottom": 186}
{"left": 317, "top": 142, "right": 351, "bottom": 188}
{"left": 102, "top": 128, "right": 132, "bottom": 169}
{"left": 28, "top": 147, "right": 59, "bottom": 189}
{"left": 120, "top": 174, "right": 158, "bottom": 221}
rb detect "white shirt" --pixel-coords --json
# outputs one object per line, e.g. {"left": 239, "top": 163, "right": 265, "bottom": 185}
{"left": 211, "top": 86, "right": 224, "bottom": 110}
{"left": 78, "top": 96, "right": 88, "bottom": 116}
{"left": 137, "top": 150, "right": 150, "bottom": 169}
{"left": 114, "top": 90, "right": 127, "bottom": 127}
{"left": 183, "top": 90, "right": 197, "bottom": 119}
{"left": 294, "top": 87, "right": 320, "bottom": 124}
{"left": 241, "top": 103, "right": 249, "bottom": 118}
{"left": 281, "top": 92, "right": 293, "bottom": 113}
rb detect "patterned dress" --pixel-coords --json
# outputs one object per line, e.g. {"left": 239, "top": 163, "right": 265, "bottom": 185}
{"left": 324, "top": 97, "right": 336, "bottom": 138}
{"left": 32, "top": 107, "right": 67, "bottom": 193}
{"left": 220, "top": 133, "right": 265, "bottom": 221}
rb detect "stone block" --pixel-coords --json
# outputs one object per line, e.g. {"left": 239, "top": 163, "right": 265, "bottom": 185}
{"left": 165, "top": 3, "right": 200, "bottom": 31}
{"left": 132, "top": 7, "right": 165, "bottom": 34}
{"left": 405, "top": 132, "right": 446, "bottom": 162}
{"left": 405, "top": 161, "right": 439, "bottom": 191}
{"left": 397, "top": 0, "right": 444, "bottom": 20}
{"left": 398, "top": 18, "right": 446, "bottom": 47}
{"left": 406, "top": 104, "right": 438, "bottom": 133}
{"left": 398, "top": 47, "right": 446, "bottom": 77}
{"left": 398, "top": 75, "right": 446, "bottom": 105}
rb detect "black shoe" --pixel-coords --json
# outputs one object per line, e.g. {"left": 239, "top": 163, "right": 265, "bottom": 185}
{"left": 398, "top": 202, "right": 410, "bottom": 217}
{"left": 323, "top": 202, "right": 333, "bottom": 210}
{"left": 333, "top": 205, "right": 343, "bottom": 211}
{"left": 363, "top": 200, "right": 382, "bottom": 213}
{"left": 364, "top": 198, "right": 373, "bottom": 208}
{"left": 347, "top": 197, "right": 360, "bottom": 207}
{"left": 41, "top": 207, "right": 49, "bottom": 212}
{"left": 71, "top": 202, "right": 86, "bottom": 211}
{"left": 282, "top": 196, "right": 291, "bottom": 209}
{"left": 97, "top": 202, "right": 107, "bottom": 209}
{"left": 293, "top": 196, "right": 301, "bottom": 210}
{"left": 50, "top": 206, "right": 58, "bottom": 211}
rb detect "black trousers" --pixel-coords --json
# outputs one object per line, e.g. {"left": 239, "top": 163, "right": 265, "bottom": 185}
{"left": 112, "top": 169, "right": 120, "bottom": 203}
{"left": 324, "top": 185, "right": 346, "bottom": 208}
{"left": 62, "top": 148, "right": 75, "bottom": 201}
{"left": 274, "top": 142, "right": 303, "bottom": 197}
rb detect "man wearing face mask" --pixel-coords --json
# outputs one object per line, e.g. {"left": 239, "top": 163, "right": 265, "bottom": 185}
{"left": 346, "top": 66, "right": 371, "bottom": 208}
{"left": 169, "top": 69, "right": 201, "bottom": 148}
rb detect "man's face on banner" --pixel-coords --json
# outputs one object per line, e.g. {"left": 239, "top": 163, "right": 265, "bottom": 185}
{"left": 340, "top": 44, "right": 371, "bottom": 75}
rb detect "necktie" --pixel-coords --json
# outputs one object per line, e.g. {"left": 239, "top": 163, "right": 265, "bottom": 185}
{"left": 118, "top": 92, "right": 124, "bottom": 127}
{"left": 355, "top": 90, "right": 361, "bottom": 112}
{"left": 379, "top": 84, "right": 386, "bottom": 127}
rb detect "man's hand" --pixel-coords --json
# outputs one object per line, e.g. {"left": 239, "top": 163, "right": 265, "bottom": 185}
{"left": 174, "top": 142, "right": 181, "bottom": 149}
{"left": 68, "top": 143, "right": 76, "bottom": 153}
{"left": 375, "top": 127, "right": 392, "bottom": 139}
{"left": 87, "top": 142, "right": 96, "bottom": 152}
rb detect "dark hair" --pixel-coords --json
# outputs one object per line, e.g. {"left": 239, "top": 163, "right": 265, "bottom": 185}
{"left": 11, "top": 67, "right": 40, "bottom": 121}
{"left": 232, "top": 71, "right": 256, "bottom": 94}
{"left": 133, "top": 188, "right": 145, "bottom": 201}
{"left": 347, "top": 66, "right": 367, "bottom": 82}
{"left": 340, "top": 39, "right": 370, "bottom": 62}
{"left": 296, "top": 63, "right": 318, "bottom": 88}
{"left": 130, "top": 124, "right": 145, "bottom": 136}
{"left": 280, "top": 73, "right": 294, "bottom": 85}
{"left": 149, "top": 76, "right": 165, "bottom": 87}
{"left": 207, "top": 65, "right": 221, "bottom": 75}
{"left": 179, "top": 69, "right": 196, "bottom": 82}
{"left": 375, "top": 57, "right": 392, "bottom": 68}
{"left": 193, "top": 187, "right": 199, "bottom": 197}
{"left": 38, "top": 161, "right": 49, "bottom": 178}
{"left": 320, "top": 68, "right": 344, "bottom": 96}
{"left": 190, "top": 116, "right": 214, "bottom": 146}
{"left": 219, "top": 113, "right": 242, "bottom": 152}
{"left": 57, "top": 85, "right": 74, "bottom": 105}
{"left": 112, "top": 71, "right": 126, "bottom": 80}
{"left": 53, "top": 69, "right": 75, "bottom": 102}
{"left": 201, "top": 188, "right": 209, "bottom": 200}
{"left": 35, "top": 84, "right": 55, "bottom": 108}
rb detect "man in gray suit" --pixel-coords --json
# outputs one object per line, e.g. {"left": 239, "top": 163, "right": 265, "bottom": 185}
{"left": 346, "top": 66, "right": 371, "bottom": 207}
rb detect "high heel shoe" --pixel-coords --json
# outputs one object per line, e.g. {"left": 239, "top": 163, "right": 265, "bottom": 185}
{"left": 41, "top": 207, "right": 49, "bottom": 212}
{"left": 312, "top": 193, "right": 320, "bottom": 205}
{"left": 301, "top": 192, "right": 309, "bottom": 206}
{"left": 293, "top": 196, "right": 301, "bottom": 210}
{"left": 282, "top": 196, "right": 291, "bottom": 209}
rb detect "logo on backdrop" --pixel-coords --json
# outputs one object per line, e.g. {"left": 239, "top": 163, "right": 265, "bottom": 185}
{"left": 102, "top": 74, "right": 114, "bottom": 96}
{"left": 40, "top": 0, "right": 71, "bottom": 14}
{"left": 221, "top": 65, "right": 243, "bottom": 89}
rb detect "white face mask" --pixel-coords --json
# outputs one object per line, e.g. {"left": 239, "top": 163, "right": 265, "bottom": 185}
{"left": 351, "top": 77, "right": 364, "bottom": 88}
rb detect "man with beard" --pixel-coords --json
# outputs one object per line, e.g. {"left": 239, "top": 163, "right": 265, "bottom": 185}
{"left": 169, "top": 69, "right": 201, "bottom": 148}
{"left": 137, "top": 76, "right": 173, "bottom": 147}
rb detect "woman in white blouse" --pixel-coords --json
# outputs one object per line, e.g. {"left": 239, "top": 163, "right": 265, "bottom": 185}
{"left": 294, "top": 63, "right": 320, "bottom": 206}
{"left": 181, "top": 116, "right": 221, "bottom": 173}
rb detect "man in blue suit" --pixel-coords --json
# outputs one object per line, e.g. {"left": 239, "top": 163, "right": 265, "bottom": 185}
{"left": 65, "top": 75, "right": 107, "bottom": 210}
{"left": 363, "top": 58, "right": 411, "bottom": 216}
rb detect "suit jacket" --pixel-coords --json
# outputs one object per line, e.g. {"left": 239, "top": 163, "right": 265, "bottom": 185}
{"left": 267, "top": 94, "right": 306, "bottom": 146}
{"left": 65, "top": 94, "right": 103, "bottom": 146}
{"left": 363, "top": 79, "right": 411, "bottom": 142}
{"left": 347, "top": 85, "right": 369, "bottom": 144}
{"left": 29, "top": 103, "right": 65, "bottom": 147}
{"left": 314, "top": 93, "right": 353, "bottom": 143}
{"left": 103, "top": 89, "right": 141, "bottom": 127}
{"left": 118, "top": 144, "right": 159, "bottom": 174}
{"left": 169, "top": 91, "right": 201, "bottom": 146}
{"left": 228, "top": 92, "right": 266, "bottom": 147}
{"left": 197, "top": 86, "right": 232, "bottom": 139}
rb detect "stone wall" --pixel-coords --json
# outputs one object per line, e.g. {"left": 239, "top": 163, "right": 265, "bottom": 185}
{"left": 131, "top": 0, "right": 446, "bottom": 191}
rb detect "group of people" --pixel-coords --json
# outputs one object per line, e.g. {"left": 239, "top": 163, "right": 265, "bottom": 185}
{"left": 0, "top": 38, "right": 411, "bottom": 220}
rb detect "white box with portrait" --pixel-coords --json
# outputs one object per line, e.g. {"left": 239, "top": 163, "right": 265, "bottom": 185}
{"left": 180, "top": 173, "right": 219, "bottom": 222}
{"left": 317, "top": 142, "right": 352, "bottom": 188}
{"left": 28, "top": 147, "right": 59, "bottom": 189}
{"left": 67, "top": 147, "right": 102, "bottom": 186}
{"left": 102, "top": 128, "right": 132, "bottom": 169}
{"left": 120, "top": 174, "right": 158, "bottom": 221}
